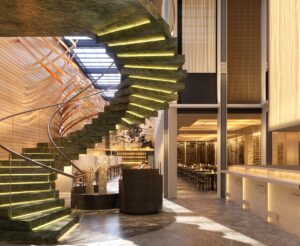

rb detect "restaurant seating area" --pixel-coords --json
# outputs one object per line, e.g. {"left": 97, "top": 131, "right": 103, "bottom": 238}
{"left": 177, "top": 165, "right": 217, "bottom": 191}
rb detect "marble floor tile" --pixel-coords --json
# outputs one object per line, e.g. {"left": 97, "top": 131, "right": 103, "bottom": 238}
{"left": 3, "top": 178, "right": 300, "bottom": 246}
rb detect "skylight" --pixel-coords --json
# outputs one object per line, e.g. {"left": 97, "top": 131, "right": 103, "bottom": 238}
{"left": 63, "top": 36, "right": 121, "bottom": 99}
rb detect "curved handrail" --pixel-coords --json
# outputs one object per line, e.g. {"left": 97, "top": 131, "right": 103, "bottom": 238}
{"left": 0, "top": 91, "right": 102, "bottom": 123}
{"left": 0, "top": 91, "right": 103, "bottom": 179}
{"left": 47, "top": 62, "right": 114, "bottom": 174}
{"left": 0, "top": 144, "right": 76, "bottom": 178}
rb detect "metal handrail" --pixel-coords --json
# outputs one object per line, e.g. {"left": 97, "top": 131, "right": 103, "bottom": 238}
{"left": 0, "top": 91, "right": 103, "bottom": 179}
{"left": 47, "top": 62, "right": 114, "bottom": 174}
{"left": 0, "top": 91, "right": 102, "bottom": 123}
{"left": 0, "top": 144, "right": 76, "bottom": 178}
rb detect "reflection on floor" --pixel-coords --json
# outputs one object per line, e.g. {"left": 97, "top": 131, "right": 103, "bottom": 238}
{"left": 3, "top": 178, "right": 300, "bottom": 246}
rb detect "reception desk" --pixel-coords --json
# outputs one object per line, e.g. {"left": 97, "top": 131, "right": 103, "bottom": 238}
{"left": 224, "top": 165, "right": 300, "bottom": 239}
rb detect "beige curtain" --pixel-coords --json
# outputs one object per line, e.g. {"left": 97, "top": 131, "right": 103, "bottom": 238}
{"left": 182, "top": 0, "right": 216, "bottom": 73}
{"left": 269, "top": 0, "right": 300, "bottom": 130}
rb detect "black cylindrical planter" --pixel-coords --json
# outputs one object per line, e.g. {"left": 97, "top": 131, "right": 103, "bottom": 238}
{"left": 119, "top": 169, "right": 163, "bottom": 215}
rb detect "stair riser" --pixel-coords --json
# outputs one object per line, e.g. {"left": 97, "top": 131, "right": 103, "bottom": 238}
{"left": 13, "top": 154, "right": 57, "bottom": 160}
{"left": 12, "top": 199, "right": 65, "bottom": 218}
{"left": 0, "top": 199, "right": 64, "bottom": 219}
{"left": 0, "top": 168, "right": 50, "bottom": 174}
{"left": 0, "top": 182, "right": 55, "bottom": 193}
{"left": 0, "top": 191, "right": 58, "bottom": 205}
{"left": 0, "top": 215, "right": 79, "bottom": 243}
{"left": 0, "top": 191, "right": 58, "bottom": 206}
{"left": 0, "top": 207, "right": 70, "bottom": 231}
{"left": 0, "top": 160, "right": 53, "bottom": 167}
{"left": 0, "top": 174, "right": 56, "bottom": 183}
{"left": 23, "top": 148, "right": 54, "bottom": 154}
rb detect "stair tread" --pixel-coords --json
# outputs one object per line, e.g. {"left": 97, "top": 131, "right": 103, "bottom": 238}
{"left": 0, "top": 189, "right": 52, "bottom": 195}
{"left": 5, "top": 198, "right": 59, "bottom": 209}
{"left": 35, "top": 214, "right": 78, "bottom": 232}
{"left": 13, "top": 207, "right": 68, "bottom": 221}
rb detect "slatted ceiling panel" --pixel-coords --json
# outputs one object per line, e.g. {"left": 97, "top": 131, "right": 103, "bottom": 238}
{"left": 227, "top": 0, "right": 261, "bottom": 104}
{"left": 0, "top": 37, "right": 106, "bottom": 159}
{"left": 182, "top": 0, "right": 216, "bottom": 73}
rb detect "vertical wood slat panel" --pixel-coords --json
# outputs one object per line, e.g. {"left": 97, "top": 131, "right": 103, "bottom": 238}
{"left": 182, "top": 0, "right": 216, "bottom": 73}
{"left": 227, "top": 0, "right": 261, "bottom": 103}
{"left": 269, "top": 0, "right": 300, "bottom": 130}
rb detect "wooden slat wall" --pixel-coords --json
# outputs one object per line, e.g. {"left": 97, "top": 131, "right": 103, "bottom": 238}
{"left": 269, "top": 0, "right": 300, "bottom": 130}
{"left": 227, "top": 0, "right": 261, "bottom": 103}
{"left": 182, "top": 0, "right": 216, "bottom": 73}
{"left": 0, "top": 37, "right": 105, "bottom": 159}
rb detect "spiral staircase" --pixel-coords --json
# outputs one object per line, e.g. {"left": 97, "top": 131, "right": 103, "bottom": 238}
{"left": 0, "top": 0, "right": 185, "bottom": 243}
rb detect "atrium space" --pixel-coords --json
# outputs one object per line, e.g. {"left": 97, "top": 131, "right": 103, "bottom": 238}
{"left": 0, "top": 0, "right": 300, "bottom": 245}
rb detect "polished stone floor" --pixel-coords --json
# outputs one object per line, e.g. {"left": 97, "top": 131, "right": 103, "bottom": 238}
{"left": 3, "top": 178, "right": 300, "bottom": 246}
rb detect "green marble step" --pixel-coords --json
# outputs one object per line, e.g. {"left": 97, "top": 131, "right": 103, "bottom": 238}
{"left": 115, "top": 87, "right": 178, "bottom": 102}
{"left": 121, "top": 68, "right": 187, "bottom": 82}
{"left": 0, "top": 198, "right": 64, "bottom": 219}
{"left": 119, "top": 78, "right": 185, "bottom": 91}
{"left": 0, "top": 207, "right": 71, "bottom": 231}
{"left": 106, "top": 103, "right": 157, "bottom": 118}
{"left": 0, "top": 166, "right": 50, "bottom": 174}
{"left": 11, "top": 153, "right": 58, "bottom": 160}
{"left": 107, "top": 38, "right": 177, "bottom": 54}
{"left": 0, "top": 190, "right": 58, "bottom": 206}
{"left": 83, "top": 123, "right": 116, "bottom": 132}
{"left": 0, "top": 160, "right": 54, "bottom": 167}
{"left": 53, "top": 138, "right": 96, "bottom": 149}
{"left": 0, "top": 215, "right": 79, "bottom": 243}
{"left": 22, "top": 147, "right": 61, "bottom": 154}
{"left": 36, "top": 143, "right": 50, "bottom": 148}
{"left": 117, "top": 54, "right": 185, "bottom": 65}
{"left": 0, "top": 173, "right": 57, "bottom": 183}
{"left": 97, "top": 21, "right": 160, "bottom": 43}
{"left": 93, "top": 116, "right": 122, "bottom": 126}
{"left": 111, "top": 95, "right": 169, "bottom": 110}
{"left": 0, "top": 181, "right": 55, "bottom": 193}
{"left": 67, "top": 129, "right": 108, "bottom": 140}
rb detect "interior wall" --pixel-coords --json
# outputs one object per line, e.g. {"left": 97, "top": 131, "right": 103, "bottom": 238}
{"left": 227, "top": 0, "right": 261, "bottom": 103}
{"left": 182, "top": 0, "right": 216, "bottom": 73}
{"left": 0, "top": 37, "right": 105, "bottom": 159}
{"left": 269, "top": 0, "right": 300, "bottom": 130}
{"left": 0, "top": 37, "right": 63, "bottom": 159}
{"left": 272, "top": 132, "right": 300, "bottom": 165}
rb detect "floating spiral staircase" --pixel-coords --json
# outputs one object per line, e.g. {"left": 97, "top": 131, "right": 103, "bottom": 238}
{"left": 0, "top": 0, "right": 185, "bottom": 243}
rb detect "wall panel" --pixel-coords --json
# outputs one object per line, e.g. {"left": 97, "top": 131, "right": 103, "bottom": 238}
{"left": 0, "top": 37, "right": 105, "bottom": 159}
{"left": 269, "top": 0, "right": 300, "bottom": 130}
{"left": 182, "top": 0, "right": 216, "bottom": 73}
{"left": 227, "top": 0, "right": 261, "bottom": 103}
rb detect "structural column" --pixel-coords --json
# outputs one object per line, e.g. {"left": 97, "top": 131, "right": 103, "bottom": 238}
{"left": 217, "top": 0, "right": 227, "bottom": 199}
{"left": 163, "top": 106, "right": 178, "bottom": 199}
